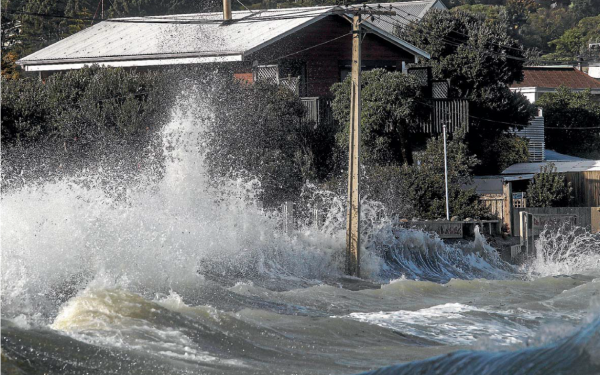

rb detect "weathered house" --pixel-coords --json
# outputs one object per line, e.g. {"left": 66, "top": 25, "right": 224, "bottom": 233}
{"left": 17, "top": 1, "right": 449, "bottom": 98}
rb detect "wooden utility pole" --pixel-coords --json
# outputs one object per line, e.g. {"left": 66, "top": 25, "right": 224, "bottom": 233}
{"left": 346, "top": 13, "right": 362, "bottom": 277}
{"left": 345, "top": 8, "right": 395, "bottom": 277}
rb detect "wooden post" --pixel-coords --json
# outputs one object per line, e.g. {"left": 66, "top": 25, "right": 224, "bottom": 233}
{"left": 282, "top": 201, "right": 294, "bottom": 236}
{"left": 502, "top": 180, "right": 513, "bottom": 234}
{"left": 223, "top": 0, "right": 232, "bottom": 21}
{"left": 346, "top": 13, "right": 362, "bottom": 277}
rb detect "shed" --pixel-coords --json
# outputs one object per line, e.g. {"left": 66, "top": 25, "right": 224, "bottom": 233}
{"left": 502, "top": 160, "right": 600, "bottom": 207}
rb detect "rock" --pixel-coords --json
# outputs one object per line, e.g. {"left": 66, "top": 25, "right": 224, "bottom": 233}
{"left": 451, "top": 216, "right": 460, "bottom": 222}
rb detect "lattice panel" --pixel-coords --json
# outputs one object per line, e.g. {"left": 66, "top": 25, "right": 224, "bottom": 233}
{"left": 407, "top": 67, "right": 431, "bottom": 87}
{"left": 254, "top": 65, "right": 278, "bottom": 84}
{"left": 432, "top": 80, "right": 449, "bottom": 99}
{"left": 279, "top": 76, "right": 300, "bottom": 95}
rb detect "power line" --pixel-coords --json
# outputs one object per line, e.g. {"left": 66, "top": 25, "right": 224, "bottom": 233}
{"left": 4, "top": 8, "right": 347, "bottom": 25}
{"left": 545, "top": 126, "right": 600, "bottom": 130}
{"left": 264, "top": 32, "right": 352, "bottom": 64}
{"left": 371, "top": 7, "right": 529, "bottom": 62}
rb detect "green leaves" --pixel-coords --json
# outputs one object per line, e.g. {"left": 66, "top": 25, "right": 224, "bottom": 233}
{"left": 527, "top": 163, "right": 573, "bottom": 207}
{"left": 330, "top": 69, "right": 428, "bottom": 166}
{"left": 1, "top": 66, "right": 169, "bottom": 146}
{"left": 536, "top": 87, "right": 600, "bottom": 159}
{"left": 400, "top": 9, "right": 535, "bottom": 174}
{"left": 204, "top": 78, "right": 330, "bottom": 207}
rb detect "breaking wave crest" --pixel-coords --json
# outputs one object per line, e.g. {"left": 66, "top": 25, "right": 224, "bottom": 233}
{"left": 358, "top": 316, "right": 600, "bottom": 375}
{"left": 369, "top": 225, "right": 516, "bottom": 283}
{"left": 526, "top": 225, "right": 600, "bottom": 277}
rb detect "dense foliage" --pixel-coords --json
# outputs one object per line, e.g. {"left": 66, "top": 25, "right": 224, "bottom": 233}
{"left": 536, "top": 87, "right": 600, "bottom": 159}
{"left": 1, "top": 66, "right": 169, "bottom": 145}
{"left": 205, "top": 78, "right": 336, "bottom": 207}
{"left": 527, "top": 163, "right": 573, "bottom": 207}
{"left": 360, "top": 133, "right": 488, "bottom": 219}
{"left": 328, "top": 70, "right": 488, "bottom": 219}
{"left": 330, "top": 70, "right": 429, "bottom": 166}
{"left": 450, "top": 0, "right": 600, "bottom": 62}
{"left": 400, "top": 9, "right": 536, "bottom": 174}
{"left": 1, "top": 66, "right": 172, "bottom": 189}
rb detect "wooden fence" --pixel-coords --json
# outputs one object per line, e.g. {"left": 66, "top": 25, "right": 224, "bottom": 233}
{"left": 418, "top": 99, "right": 469, "bottom": 134}
{"left": 511, "top": 206, "right": 596, "bottom": 236}
{"left": 566, "top": 171, "right": 600, "bottom": 207}
{"left": 480, "top": 196, "right": 504, "bottom": 222}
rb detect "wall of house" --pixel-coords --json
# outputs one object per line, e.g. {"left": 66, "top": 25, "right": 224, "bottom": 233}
{"left": 247, "top": 16, "right": 417, "bottom": 97}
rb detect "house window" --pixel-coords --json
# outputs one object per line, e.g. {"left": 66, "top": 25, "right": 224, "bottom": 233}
{"left": 339, "top": 60, "right": 400, "bottom": 82}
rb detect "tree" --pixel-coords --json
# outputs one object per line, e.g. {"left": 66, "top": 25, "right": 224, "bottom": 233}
{"left": 1, "top": 65, "right": 173, "bottom": 190}
{"left": 205, "top": 77, "right": 335, "bottom": 207}
{"left": 400, "top": 9, "right": 536, "bottom": 174}
{"left": 570, "top": 0, "right": 600, "bottom": 20}
{"left": 401, "top": 132, "right": 488, "bottom": 219}
{"left": 536, "top": 86, "right": 600, "bottom": 159}
{"left": 519, "top": 7, "right": 577, "bottom": 52}
{"left": 547, "top": 15, "right": 600, "bottom": 60}
{"left": 1, "top": 65, "right": 170, "bottom": 145}
{"left": 527, "top": 163, "right": 572, "bottom": 207}
{"left": 108, "top": 0, "right": 205, "bottom": 17}
{"left": 330, "top": 69, "right": 429, "bottom": 167}
{"left": 501, "top": 0, "right": 537, "bottom": 35}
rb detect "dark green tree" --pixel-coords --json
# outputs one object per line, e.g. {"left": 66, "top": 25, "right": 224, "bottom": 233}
{"left": 330, "top": 69, "right": 429, "bottom": 167}
{"left": 400, "top": 9, "right": 536, "bottom": 174}
{"left": 205, "top": 77, "right": 336, "bottom": 207}
{"left": 527, "top": 163, "right": 573, "bottom": 207}
{"left": 547, "top": 15, "right": 600, "bottom": 60}
{"left": 402, "top": 132, "right": 488, "bottom": 219}
{"left": 108, "top": 0, "right": 205, "bottom": 17}
{"left": 536, "top": 86, "right": 600, "bottom": 159}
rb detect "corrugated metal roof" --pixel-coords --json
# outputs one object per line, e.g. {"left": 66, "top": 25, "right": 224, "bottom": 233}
{"left": 369, "top": 0, "right": 440, "bottom": 34}
{"left": 502, "top": 160, "right": 600, "bottom": 174}
{"left": 19, "top": 1, "right": 437, "bottom": 69}
{"left": 545, "top": 150, "right": 589, "bottom": 161}
{"left": 20, "top": 7, "right": 332, "bottom": 63}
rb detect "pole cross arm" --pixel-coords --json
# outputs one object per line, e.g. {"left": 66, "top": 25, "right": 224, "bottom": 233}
{"left": 328, "top": 9, "right": 396, "bottom": 16}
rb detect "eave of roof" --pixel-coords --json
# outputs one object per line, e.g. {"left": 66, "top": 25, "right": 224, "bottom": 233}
{"left": 502, "top": 160, "right": 600, "bottom": 174}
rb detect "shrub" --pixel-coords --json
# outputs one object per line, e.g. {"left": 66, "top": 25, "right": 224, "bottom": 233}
{"left": 536, "top": 87, "right": 600, "bottom": 159}
{"left": 205, "top": 78, "right": 337, "bottom": 207}
{"left": 330, "top": 69, "right": 429, "bottom": 166}
{"left": 527, "top": 163, "right": 572, "bottom": 207}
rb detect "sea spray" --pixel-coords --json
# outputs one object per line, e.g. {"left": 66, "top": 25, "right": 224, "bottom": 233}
{"left": 3, "top": 86, "right": 599, "bottom": 375}
{"left": 525, "top": 224, "right": 600, "bottom": 277}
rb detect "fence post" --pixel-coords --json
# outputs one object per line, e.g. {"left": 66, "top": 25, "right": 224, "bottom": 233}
{"left": 312, "top": 203, "right": 321, "bottom": 230}
{"left": 282, "top": 201, "right": 294, "bottom": 235}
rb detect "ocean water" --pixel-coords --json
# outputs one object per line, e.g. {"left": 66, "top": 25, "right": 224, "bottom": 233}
{"left": 2, "top": 96, "right": 600, "bottom": 375}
